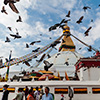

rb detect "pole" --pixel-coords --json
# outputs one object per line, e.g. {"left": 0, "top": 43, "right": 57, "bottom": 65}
{"left": 5, "top": 50, "right": 12, "bottom": 81}
{"left": 69, "top": 33, "right": 98, "bottom": 52}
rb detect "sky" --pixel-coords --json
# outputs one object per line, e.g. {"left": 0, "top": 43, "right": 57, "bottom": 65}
{"left": 0, "top": 0, "right": 100, "bottom": 73}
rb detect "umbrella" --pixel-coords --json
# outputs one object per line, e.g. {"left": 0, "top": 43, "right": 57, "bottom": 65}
{"left": 52, "top": 75, "right": 60, "bottom": 80}
{"left": 29, "top": 76, "right": 39, "bottom": 79}
{"left": 30, "top": 71, "right": 43, "bottom": 77}
{"left": 38, "top": 74, "right": 54, "bottom": 80}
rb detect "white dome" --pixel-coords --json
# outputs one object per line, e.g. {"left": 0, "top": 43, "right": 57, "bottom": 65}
{"left": 40, "top": 51, "right": 83, "bottom": 77}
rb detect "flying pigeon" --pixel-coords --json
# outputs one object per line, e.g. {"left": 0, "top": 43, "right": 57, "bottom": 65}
{"left": 30, "top": 40, "right": 41, "bottom": 45}
{"left": 4, "top": 0, "right": 19, "bottom": 13}
{"left": 10, "top": 32, "right": 22, "bottom": 39}
{"left": 49, "top": 25, "right": 57, "bottom": 31}
{"left": 55, "top": 53, "right": 60, "bottom": 58}
{"left": 49, "top": 19, "right": 66, "bottom": 31}
{"left": 24, "top": 61, "right": 30, "bottom": 66}
{"left": 32, "top": 47, "right": 40, "bottom": 52}
{"left": 9, "top": 2, "right": 19, "bottom": 13}
{"left": 50, "top": 41, "right": 61, "bottom": 47}
{"left": 1, "top": 6, "right": 8, "bottom": 15}
{"left": 83, "top": 6, "right": 91, "bottom": 12}
{"left": 26, "top": 43, "right": 29, "bottom": 48}
{"left": 84, "top": 26, "right": 92, "bottom": 36}
{"left": 40, "top": 34, "right": 42, "bottom": 36}
{"left": 64, "top": 61, "right": 69, "bottom": 66}
{"left": 16, "top": 16, "right": 22, "bottom": 22}
{"left": 5, "top": 37, "right": 10, "bottom": 42}
{"left": 91, "top": 19, "right": 93, "bottom": 22}
{"left": 47, "top": 54, "right": 51, "bottom": 58}
{"left": 5, "top": 58, "right": 9, "bottom": 62}
{"left": 4, "top": 0, "right": 20, "bottom": 5}
{"left": 88, "top": 46, "right": 92, "bottom": 52}
{"left": 66, "top": 11, "right": 70, "bottom": 17}
{"left": 7, "top": 27, "right": 12, "bottom": 31}
{"left": 4, "top": 0, "right": 9, "bottom": 5}
{"left": 78, "top": 47, "right": 82, "bottom": 50}
{"left": 76, "top": 16, "right": 84, "bottom": 24}
{"left": 49, "top": 37, "right": 52, "bottom": 39}
{"left": 36, "top": 54, "right": 46, "bottom": 62}
{"left": 43, "top": 60, "right": 53, "bottom": 71}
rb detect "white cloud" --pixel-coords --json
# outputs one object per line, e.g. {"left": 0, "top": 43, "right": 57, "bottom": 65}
{"left": 89, "top": 18, "right": 100, "bottom": 41}
{"left": 30, "top": 0, "right": 77, "bottom": 15}
{"left": 0, "top": 0, "right": 100, "bottom": 73}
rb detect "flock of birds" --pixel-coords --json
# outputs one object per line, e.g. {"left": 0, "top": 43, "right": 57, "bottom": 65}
{"left": 2, "top": 0, "right": 22, "bottom": 42}
{"left": 0, "top": 0, "right": 100, "bottom": 69}
{"left": 1, "top": 0, "right": 44, "bottom": 51}
{"left": 48, "top": 5, "right": 100, "bottom": 52}
{"left": 49, "top": 7, "right": 93, "bottom": 37}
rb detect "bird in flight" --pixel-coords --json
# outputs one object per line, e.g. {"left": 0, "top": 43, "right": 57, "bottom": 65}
{"left": 78, "top": 47, "right": 82, "bottom": 50}
{"left": 66, "top": 11, "right": 70, "bottom": 17}
{"left": 40, "top": 34, "right": 42, "bottom": 36}
{"left": 49, "top": 19, "right": 65, "bottom": 31}
{"left": 7, "top": 27, "right": 12, "bottom": 31}
{"left": 10, "top": 30, "right": 22, "bottom": 39}
{"left": 76, "top": 16, "right": 84, "bottom": 24}
{"left": 9, "top": 2, "right": 19, "bottom": 13}
{"left": 59, "top": 19, "right": 71, "bottom": 30}
{"left": 4, "top": 0, "right": 19, "bottom": 13}
{"left": 43, "top": 60, "right": 53, "bottom": 71}
{"left": 83, "top": 6, "right": 91, "bottom": 12}
{"left": 26, "top": 43, "right": 29, "bottom": 48}
{"left": 5, "top": 58, "right": 9, "bottom": 62}
{"left": 91, "top": 19, "right": 93, "bottom": 22}
{"left": 47, "top": 54, "right": 51, "bottom": 58}
{"left": 23, "top": 61, "right": 30, "bottom": 66}
{"left": 84, "top": 26, "right": 92, "bottom": 36}
{"left": 36, "top": 54, "right": 46, "bottom": 62}
{"left": 32, "top": 47, "right": 40, "bottom": 52}
{"left": 49, "top": 24, "right": 59, "bottom": 31}
{"left": 5, "top": 37, "right": 10, "bottom": 42}
{"left": 50, "top": 41, "right": 61, "bottom": 48}
{"left": 55, "top": 53, "right": 61, "bottom": 58}
{"left": 1, "top": 6, "right": 8, "bottom": 15}
{"left": 4, "top": 0, "right": 20, "bottom": 5}
{"left": 87, "top": 46, "right": 92, "bottom": 52}
{"left": 64, "top": 61, "right": 69, "bottom": 66}
{"left": 16, "top": 16, "right": 22, "bottom": 22}
{"left": 30, "top": 40, "right": 41, "bottom": 45}
{"left": 49, "top": 37, "right": 52, "bottom": 39}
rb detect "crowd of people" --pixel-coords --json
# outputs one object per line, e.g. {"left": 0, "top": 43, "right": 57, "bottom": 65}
{"left": 1, "top": 84, "right": 54, "bottom": 100}
{"left": 1, "top": 84, "right": 74, "bottom": 100}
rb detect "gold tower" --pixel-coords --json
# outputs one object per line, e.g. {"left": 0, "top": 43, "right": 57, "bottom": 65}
{"left": 59, "top": 24, "right": 75, "bottom": 52}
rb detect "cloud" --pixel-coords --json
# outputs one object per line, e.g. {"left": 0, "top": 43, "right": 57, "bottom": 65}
{"left": 89, "top": 17, "right": 100, "bottom": 41}
{"left": 0, "top": 0, "right": 100, "bottom": 73}
{"left": 30, "top": 0, "right": 77, "bottom": 15}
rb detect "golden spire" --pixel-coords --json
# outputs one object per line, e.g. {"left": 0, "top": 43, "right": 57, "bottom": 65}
{"left": 59, "top": 24, "right": 75, "bottom": 52}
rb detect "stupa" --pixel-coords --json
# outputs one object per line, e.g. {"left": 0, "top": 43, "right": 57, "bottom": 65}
{"left": 40, "top": 24, "right": 83, "bottom": 77}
